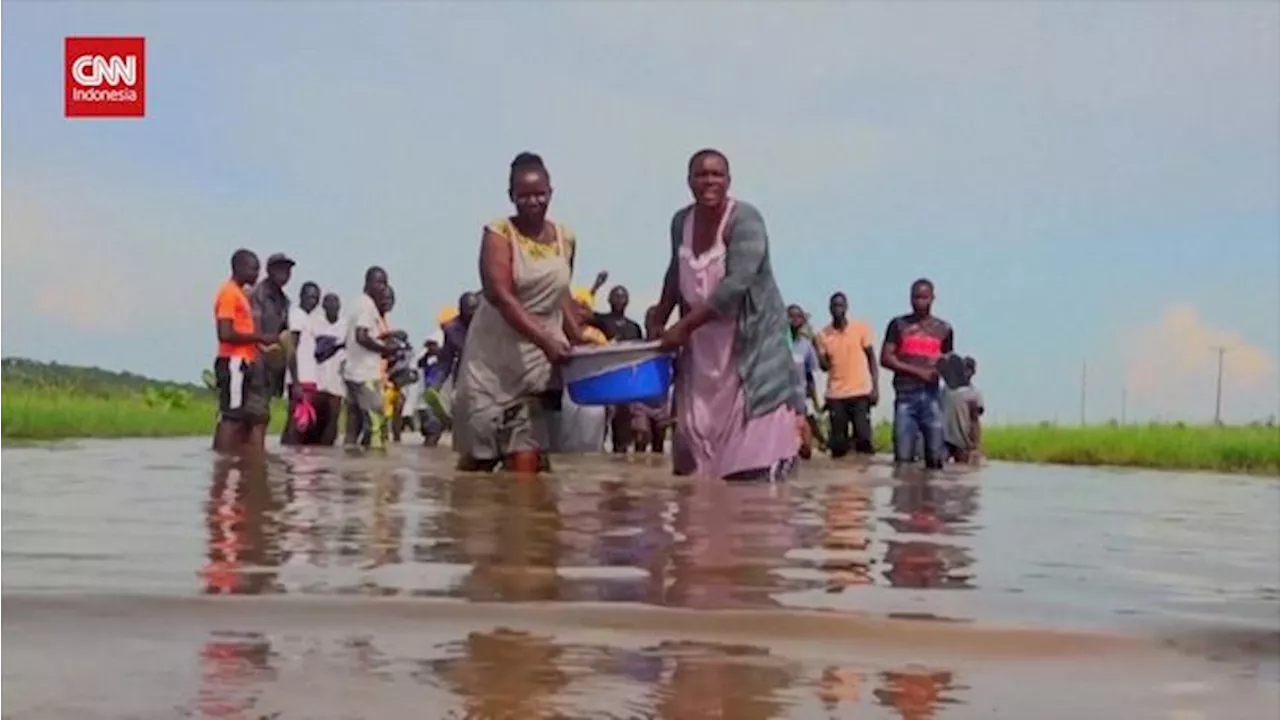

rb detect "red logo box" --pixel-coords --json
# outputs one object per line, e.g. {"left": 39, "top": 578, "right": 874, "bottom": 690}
{"left": 65, "top": 36, "right": 145, "bottom": 118}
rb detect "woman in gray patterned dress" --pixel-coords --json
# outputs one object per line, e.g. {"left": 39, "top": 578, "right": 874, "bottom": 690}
{"left": 452, "top": 152, "right": 585, "bottom": 473}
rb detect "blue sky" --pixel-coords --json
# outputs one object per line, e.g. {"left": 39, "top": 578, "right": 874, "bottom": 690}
{"left": 3, "top": 1, "right": 1277, "bottom": 423}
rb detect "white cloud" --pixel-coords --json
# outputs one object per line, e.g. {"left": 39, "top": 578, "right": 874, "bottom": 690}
{"left": 1125, "top": 304, "right": 1280, "bottom": 423}
{"left": 2, "top": 0, "right": 1276, "bottom": 422}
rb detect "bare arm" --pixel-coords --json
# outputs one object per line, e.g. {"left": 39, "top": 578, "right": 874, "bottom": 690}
{"left": 805, "top": 375, "right": 821, "bottom": 410}
{"left": 432, "top": 335, "right": 458, "bottom": 389}
{"left": 480, "top": 229, "right": 557, "bottom": 353}
{"left": 562, "top": 298, "right": 586, "bottom": 345}
{"left": 863, "top": 344, "right": 880, "bottom": 397}
{"left": 880, "top": 340, "right": 928, "bottom": 378}
{"left": 355, "top": 327, "right": 390, "bottom": 354}
{"left": 803, "top": 345, "right": 821, "bottom": 407}
{"left": 589, "top": 269, "right": 608, "bottom": 296}
{"left": 879, "top": 320, "right": 934, "bottom": 381}
{"left": 287, "top": 321, "right": 302, "bottom": 385}
{"left": 648, "top": 251, "right": 680, "bottom": 338}
{"left": 816, "top": 333, "right": 832, "bottom": 372}
{"left": 216, "top": 319, "right": 272, "bottom": 346}
{"left": 970, "top": 397, "right": 984, "bottom": 451}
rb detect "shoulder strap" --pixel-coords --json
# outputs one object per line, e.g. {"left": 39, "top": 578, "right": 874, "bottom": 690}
{"left": 715, "top": 198, "right": 736, "bottom": 244}
{"left": 554, "top": 222, "right": 568, "bottom": 258}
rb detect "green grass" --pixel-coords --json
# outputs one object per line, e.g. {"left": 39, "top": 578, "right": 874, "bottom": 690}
{"left": 5, "top": 387, "right": 1274, "bottom": 474}
{"left": 0, "top": 357, "right": 284, "bottom": 441}
{"left": 3, "top": 358, "right": 1275, "bottom": 475}
{"left": 976, "top": 423, "right": 1278, "bottom": 475}
{"left": 1, "top": 385, "right": 222, "bottom": 440}
{"left": 1, "top": 385, "right": 292, "bottom": 440}
{"left": 868, "top": 420, "right": 1278, "bottom": 475}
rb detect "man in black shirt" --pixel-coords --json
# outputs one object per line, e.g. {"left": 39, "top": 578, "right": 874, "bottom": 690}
{"left": 880, "top": 278, "right": 954, "bottom": 469}
{"left": 589, "top": 285, "right": 644, "bottom": 452}
{"left": 251, "top": 253, "right": 295, "bottom": 400}
{"left": 434, "top": 291, "right": 480, "bottom": 388}
{"left": 592, "top": 285, "right": 643, "bottom": 342}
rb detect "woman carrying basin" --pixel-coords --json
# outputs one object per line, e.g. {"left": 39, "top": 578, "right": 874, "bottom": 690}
{"left": 452, "top": 152, "right": 586, "bottom": 473}
{"left": 645, "top": 149, "right": 802, "bottom": 480}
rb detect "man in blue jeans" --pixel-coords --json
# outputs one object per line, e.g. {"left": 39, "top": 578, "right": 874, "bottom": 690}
{"left": 880, "top": 278, "right": 954, "bottom": 469}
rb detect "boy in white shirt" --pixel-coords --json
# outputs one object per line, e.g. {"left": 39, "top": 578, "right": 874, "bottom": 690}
{"left": 312, "top": 293, "right": 348, "bottom": 445}
{"left": 282, "top": 282, "right": 321, "bottom": 445}
{"left": 343, "top": 278, "right": 395, "bottom": 449}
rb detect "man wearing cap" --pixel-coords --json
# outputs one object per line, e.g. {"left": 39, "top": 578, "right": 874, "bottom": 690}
{"left": 251, "top": 252, "right": 295, "bottom": 403}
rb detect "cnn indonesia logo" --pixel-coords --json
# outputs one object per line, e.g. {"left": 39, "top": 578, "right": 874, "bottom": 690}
{"left": 65, "top": 37, "right": 145, "bottom": 118}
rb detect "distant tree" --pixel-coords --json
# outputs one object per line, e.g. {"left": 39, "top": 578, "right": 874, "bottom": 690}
{"left": 0, "top": 357, "right": 208, "bottom": 398}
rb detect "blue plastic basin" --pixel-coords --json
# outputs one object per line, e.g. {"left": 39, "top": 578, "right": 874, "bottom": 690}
{"left": 566, "top": 354, "right": 674, "bottom": 406}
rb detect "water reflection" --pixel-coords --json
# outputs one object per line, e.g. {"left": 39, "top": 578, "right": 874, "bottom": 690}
{"left": 201, "top": 458, "right": 284, "bottom": 595}
{"left": 183, "top": 626, "right": 971, "bottom": 719}
{"left": 199, "top": 452, "right": 991, "bottom": 608}
{"left": 818, "top": 482, "right": 875, "bottom": 592}
{"left": 429, "top": 629, "right": 571, "bottom": 718}
{"left": 649, "top": 640, "right": 800, "bottom": 719}
{"left": 873, "top": 668, "right": 966, "bottom": 720}
{"left": 454, "top": 476, "right": 564, "bottom": 601}
{"left": 196, "top": 631, "right": 274, "bottom": 718}
{"left": 667, "top": 480, "right": 795, "bottom": 609}
{"left": 881, "top": 472, "right": 979, "bottom": 590}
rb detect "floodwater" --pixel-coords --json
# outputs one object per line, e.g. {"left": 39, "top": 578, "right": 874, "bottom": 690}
{"left": 3, "top": 438, "right": 1278, "bottom": 719}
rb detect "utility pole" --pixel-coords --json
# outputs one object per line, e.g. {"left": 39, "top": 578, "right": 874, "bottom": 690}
{"left": 1120, "top": 385, "right": 1127, "bottom": 425}
{"left": 1211, "top": 346, "right": 1230, "bottom": 425}
{"left": 1080, "top": 361, "right": 1088, "bottom": 426}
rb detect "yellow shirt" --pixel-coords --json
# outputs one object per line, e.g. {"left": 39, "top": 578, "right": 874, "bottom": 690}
{"left": 819, "top": 321, "right": 875, "bottom": 399}
{"left": 486, "top": 217, "right": 577, "bottom": 261}
{"left": 582, "top": 325, "right": 608, "bottom": 345}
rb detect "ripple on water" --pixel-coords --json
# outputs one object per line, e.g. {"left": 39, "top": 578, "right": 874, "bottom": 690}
{"left": 3, "top": 439, "right": 1279, "bottom": 717}
{"left": 2, "top": 440, "right": 1278, "bottom": 631}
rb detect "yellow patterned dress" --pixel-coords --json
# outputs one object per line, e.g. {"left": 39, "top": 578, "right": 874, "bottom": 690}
{"left": 452, "top": 217, "right": 576, "bottom": 462}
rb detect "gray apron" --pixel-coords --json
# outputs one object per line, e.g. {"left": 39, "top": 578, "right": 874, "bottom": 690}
{"left": 452, "top": 222, "right": 571, "bottom": 460}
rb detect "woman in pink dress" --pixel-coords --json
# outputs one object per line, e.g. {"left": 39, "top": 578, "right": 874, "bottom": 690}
{"left": 646, "top": 149, "right": 802, "bottom": 481}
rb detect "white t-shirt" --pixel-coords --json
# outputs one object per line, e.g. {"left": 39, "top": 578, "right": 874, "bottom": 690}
{"left": 313, "top": 314, "right": 348, "bottom": 396}
{"left": 342, "top": 294, "right": 384, "bottom": 383}
{"left": 288, "top": 307, "right": 318, "bottom": 386}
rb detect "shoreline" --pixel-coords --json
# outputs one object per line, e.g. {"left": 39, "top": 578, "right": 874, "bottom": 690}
{"left": 2, "top": 425, "right": 1280, "bottom": 476}
{"left": 3, "top": 384, "right": 1276, "bottom": 475}
{"left": 3, "top": 592, "right": 1158, "bottom": 660}
{"left": 12, "top": 592, "right": 1275, "bottom": 720}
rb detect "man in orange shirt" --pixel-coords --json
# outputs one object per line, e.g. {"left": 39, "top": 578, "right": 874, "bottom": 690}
{"left": 816, "top": 291, "right": 880, "bottom": 457}
{"left": 212, "top": 249, "right": 279, "bottom": 453}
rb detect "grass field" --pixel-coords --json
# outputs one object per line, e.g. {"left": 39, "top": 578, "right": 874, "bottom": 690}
{"left": 870, "top": 420, "right": 1277, "bottom": 475}
{"left": 0, "top": 385, "right": 278, "bottom": 440}
{"left": 0, "top": 358, "right": 289, "bottom": 440}
{"left": 3, "top": 382, "right": 1276, "bottom": 475}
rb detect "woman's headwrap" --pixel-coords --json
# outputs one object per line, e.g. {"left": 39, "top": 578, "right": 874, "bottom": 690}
{"left": 572, "top": 287, "right": 595, "bottom": 308}
{"left": 437, "top": 306, "right": 459, "bottom": 327}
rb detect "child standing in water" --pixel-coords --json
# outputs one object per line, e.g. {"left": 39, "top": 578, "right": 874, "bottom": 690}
{"left": 647, "top": 149, "right": 802, "bottom": 480}
{"left": 942, "top": 355, "right": 984, "bottom": 463}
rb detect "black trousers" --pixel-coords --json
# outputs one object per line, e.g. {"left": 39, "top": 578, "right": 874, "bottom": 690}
{"left": 827, "top": 395, "right": 875, "bottom": 457}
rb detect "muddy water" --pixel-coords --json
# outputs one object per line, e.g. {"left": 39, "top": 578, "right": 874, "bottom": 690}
{"left": 3, "top": 438, "right": 1277, "bottom": 719}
